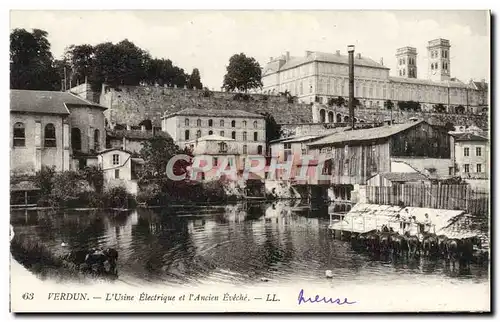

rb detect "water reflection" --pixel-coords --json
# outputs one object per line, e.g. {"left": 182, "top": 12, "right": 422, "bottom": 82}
{"left": 10, "top": 202, "right": 489, "bottom": 287}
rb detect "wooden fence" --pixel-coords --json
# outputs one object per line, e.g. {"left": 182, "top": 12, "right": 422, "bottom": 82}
{"left": 366, "top": 184, "right": 489, "bottom": 215}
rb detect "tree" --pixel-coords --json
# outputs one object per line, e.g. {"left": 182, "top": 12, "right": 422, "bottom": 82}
{"left": 456, "top": 105, "right": 465, "bottom": 114}
{"left": 140, "top": 136, "right": 187, "bottom": 178}
{"left": 444, "top": 122, "right": 455, "bottom": 132}
{"left": 10, "top": 28, "right": 59, "bottom": 90}
{"left": 188, "top": 68, "right": 203, "bottom": 89}
{"left": 223, "top": 53, "right": 262, "bottom": 92}
{"left": 434, "top": 103, "right": 446, "bottom": 113}
{"left": 384, "top": 100, "right": 394, "bottom": 110}
{"left": 261, "top": 112, "right": 282, "bottom": 146}
{"left": 65, "top": 44, "right": 95, "bottom": 85}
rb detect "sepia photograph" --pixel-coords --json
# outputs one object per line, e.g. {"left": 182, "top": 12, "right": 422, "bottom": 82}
{"left": 8, "top": 9, "right": 491, "bottom": 313}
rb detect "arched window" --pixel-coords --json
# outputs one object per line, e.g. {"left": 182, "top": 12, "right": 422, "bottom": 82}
{"left": 319, "top": 109, "right": 326, "bottom": 123}
{"left": 185, "top": 130, "right": 190, "bottom": 140}
{"left": 197, "top": 119, "right": 202, "bottom": 127}
{"left": 196, "top": 130, "right": 201, "bottom": 139}
{"left": 243, "top": 131, "right": 247, "bottom": 141}
{"left": 344, "top": 116, "right": 349, "bottom": 123}
{"left": 13, "top": 122, "right": 25, "bottom": 147}
{"left": 253, "top": 132, "right": 258, "bottom": 141}
{"left": 231, "top": 131, "right": 236, "bottom": 139}
{"left": 328, "top": 111, "right": 334, "bottom": 123}
{"left": 242, "top": 120, "right": 247, "bottom": 127}
{"left": 231, "top": 120, "right": 236, "bottom": 127}
{"left": 336, "top": 113, "right": 342, "bottom": 123}
{"left": 220, "top": 131, "right": 224, "bottom": 137}
{"left": 208, "top": 119, "right": 213, "bottom": 127}
{"left": 94, "top": 129, "right": 100, "bottom": 151}
{"left": 71, "top": 128, "right": 81, "bottom": 151}
{"left": 253, "top": 121, "right": 258, "bottom": 129}
{"left": 257, "top": 145, "right": 263, "bottom": 155}
{"left": 208, "top": 130, "right": 213, "bottom": 135}
{"left": 220, "top": 119, "right": 224, "bottom": 127}
{"left": 185, "top": 118, "right": 189, "bottom": 126}
{"left": 243, "top": 145, "right": 247, "bottom": 154}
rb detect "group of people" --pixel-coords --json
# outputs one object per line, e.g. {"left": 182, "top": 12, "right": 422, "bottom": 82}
{"left": 395, "top": 209, "right": 434, "bottom": 234}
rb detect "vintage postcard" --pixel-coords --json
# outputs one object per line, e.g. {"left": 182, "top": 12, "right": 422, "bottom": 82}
{"left": 9, "top": 9, "right": 491, "bottom": 313}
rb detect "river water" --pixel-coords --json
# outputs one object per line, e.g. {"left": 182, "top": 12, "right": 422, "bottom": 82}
{"left": 10, "top": 201, "right": 489, "bottom": 289}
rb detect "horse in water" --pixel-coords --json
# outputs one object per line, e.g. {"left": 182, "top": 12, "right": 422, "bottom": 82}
{"left": 378, "top": 225, "right": 395, "bottom": 254}
{"left": 404, "top": 231, "right": 420, "bottom": 258}
{"left": 356, "top": 230, "right": 378, "bottom": 251}
{"left": 421, "top": 232, "right": 439, "bottom": 257}
{"left": 391, "top": 233, "right": 408, "bottom": 257}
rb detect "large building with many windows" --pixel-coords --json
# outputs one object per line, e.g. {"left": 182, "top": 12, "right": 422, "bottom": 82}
{"left": 161, "top": 108, "right": 266, "bottom": 156}
{"left": 262, "top": 38, "right": 488, "bottom": 115}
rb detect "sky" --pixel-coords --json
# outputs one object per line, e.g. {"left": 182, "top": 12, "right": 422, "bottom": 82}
{"left": 9, "top": 10, "right": 490, "bottom": 90}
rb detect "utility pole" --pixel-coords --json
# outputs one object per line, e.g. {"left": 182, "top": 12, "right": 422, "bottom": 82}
{"left": 63, "top": 66, "right": 67, "bottom": 91}
{"left": 348, "top": 45, "right": 355, "bottom": 129}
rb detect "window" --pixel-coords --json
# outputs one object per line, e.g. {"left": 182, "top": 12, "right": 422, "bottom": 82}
{"left": 243, "top": 145, "right": 247, "bottom": 154}
{"left": 476, "top": 147, "right": 482, "bottom": 156}
{"left": 253, "top": 132, "right": 258, "bottom": 141}
{"left": 231, "top": 131, "right": 236, "bottom": 139}
{"left": 219, "top": 142, "right": 228, "bottom": 153}
{"left": 94, "top": 129, "right": 100, "bottom": 151}
{"left": 253, "top": 121, "right": 258, "bottom": 129}
{"left": 220, "top": 131, "right": 224, "bottom": 137}
{"left": 185, "top": 130, "right": 190, "bottom": 140}
{"left": 228, "top": 158, "right": 233, "bottom": 166}
{"left": 114, "top": 169, "right": 120, "bottom": 179}
{"left": 112, "top": 154, "right": 120, "bottom": 165}
{"left": 464, "top": 147, "right": 469, "bottom": 156}
{"left": 208, "top": 130, "right": 213, "bottom": 135}
{"left": 243, "top": 131, "right": 247, "bottom": 141}
{"left": 243, "top": 120, "right": 247, "bottom": 127}
{"left": 185, "top": 118, "right": 189, "bottom": 126}
{"left": 257, "top": 145, "right": 263, "bottom": 155}
{"left": 464, "top": 164, "right": 470, "bottom": 173}
{"left": 208, "top": 119, "right": 213, "bottom": 127}
{"left": 196, "top": 130, "right": 201, "bottom": 139}
{"left": 476, "top": 164, "right": 482, "bottom": 173}
{"left": 43, "top": 123, "right": 56, "bottom": 147}
{"left": 13, "top": 122, "right": 25, "bottom": 147}
{"left": 71, "top": 127, "right": 81, "bottom": 150}
{"left": 197, "top": 119, "right": 202, "bottom": 126}
{"left": 213, "top": 157, "right": 218, "bottom": 166}
{"left": 449, "top": 167, "right": 454, "bottom": 175}
{"left": 220, "top": 119, "right": 224, "bottom": 127}
{"left": 231, "top": 120, "right": 236, "bottom": 127}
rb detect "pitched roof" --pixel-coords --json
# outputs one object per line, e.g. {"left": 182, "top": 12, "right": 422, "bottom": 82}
{"left": 163, "top": 108, "right": 264, "bottom": 119}
{"left": 389, "top": 77, "right": 469, "bottom": 88}
{"left": 106, "top": 129, "right": 171, "bottom": 140}
{"left": 187, "top": 134, "right": 235, "bottom": 143}
{"left": 97, "top": 147, "right": 134, "bottom": 155}
{"left": 454, "top": 132, "right": 488, "bottom": 142}
{"left": 10, "top": 90, "right": 105, "bottom": 115}
{"left": 377, "top": 172, "right": 429, "bottom": 182}
{"left": 472, "top": 81, "right": 488, "bottom": 91}
{"left": 275, "top": 51, "right": 389, "bottom": 72}
{"left": 307, "top": 120, "right": 426, "bottom": 147}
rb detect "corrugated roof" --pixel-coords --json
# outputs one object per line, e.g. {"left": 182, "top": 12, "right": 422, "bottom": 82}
{"left": 308, "top": 120, "right": 425, "bottom": 147}
{"left": 10, "top": 89, "right": 105, "bottom": 115}
{"left": 277, "top": 51, "right": 389, "bottom": 72}
{"left": 378, "top": 172, "right": 429, "bottom": 182}
{"left": 163, "top": 108, "right": 264, "bottom": 119}
{"left": 454, "top": 132, "right": 488, "bottom": 142}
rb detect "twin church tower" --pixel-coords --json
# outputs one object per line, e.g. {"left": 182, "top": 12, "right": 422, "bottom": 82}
{"left": 396, "top": 38, "right": 451, "bottom": 82}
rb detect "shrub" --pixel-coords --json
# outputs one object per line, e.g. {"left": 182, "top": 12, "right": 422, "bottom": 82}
{"left": 137, "top": 183, "right": 168, "bottom": 206}
{"left": 103, "top": 186, "right": 136, "bottom": 209}
{"left": 34, "top": 166, "right": 56, "bottom": 196}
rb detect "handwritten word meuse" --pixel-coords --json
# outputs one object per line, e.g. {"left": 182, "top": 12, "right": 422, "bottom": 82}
{"left": 297, "top": 289, "right": 356, "bottom": 306}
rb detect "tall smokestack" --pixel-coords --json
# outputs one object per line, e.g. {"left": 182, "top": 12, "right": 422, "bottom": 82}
{"left": 348, "top": 45, "right": 355, "bottom": 129}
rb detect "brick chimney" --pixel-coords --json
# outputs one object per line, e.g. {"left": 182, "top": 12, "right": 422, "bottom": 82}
{"left": 357, "top": 53, "right": 362, "bottom": 59}
{"left": 380, "top": 57, "right": 384, "bottom": 66}
{"left": 286, "top": 51, "right": 290, "bottom": 61}
{"left": 305, "top": 51, "right": 312, "bottom": 57}
{"left": 336, "top": 50, "right": 341, "bottom": 56}
{"left": 122, "top": 137, "right": 127, "bottom": 150}
{"left": 270, "top": 56, "right": 273, "bottom": 61}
